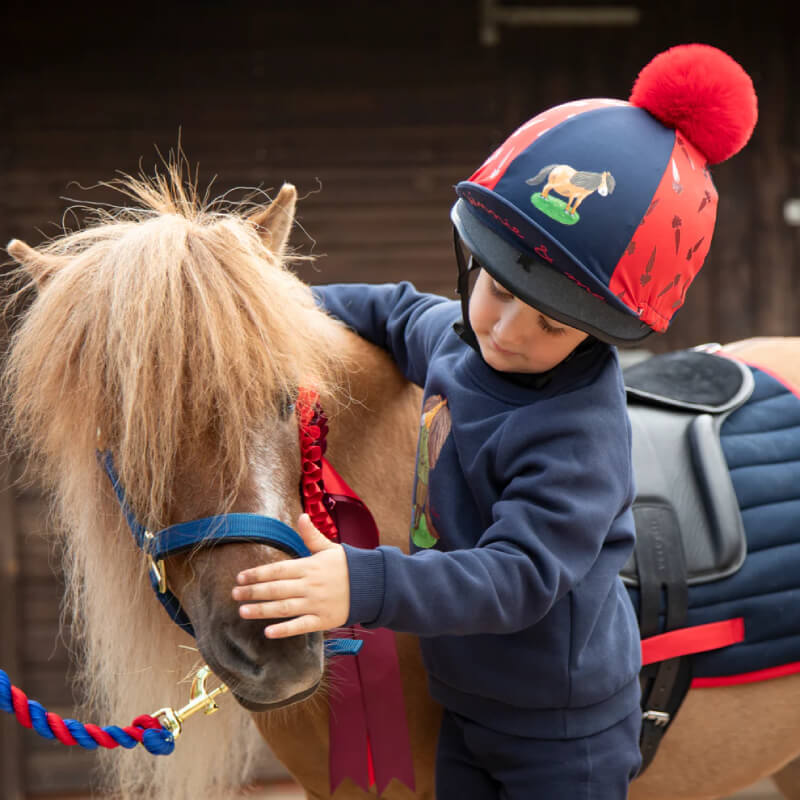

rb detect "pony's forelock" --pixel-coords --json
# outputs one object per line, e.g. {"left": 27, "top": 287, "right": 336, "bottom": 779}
{"left": 4, "top": 168, "right": 346, "bottom": 528}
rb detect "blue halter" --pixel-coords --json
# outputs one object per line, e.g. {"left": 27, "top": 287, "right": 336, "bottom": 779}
{"left": 99, "top": 451, "right": 361, "bottom": 656}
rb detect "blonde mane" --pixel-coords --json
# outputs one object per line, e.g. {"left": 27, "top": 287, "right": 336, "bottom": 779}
{"left": 2, "top": 168, "right": 348, "bottom": 798}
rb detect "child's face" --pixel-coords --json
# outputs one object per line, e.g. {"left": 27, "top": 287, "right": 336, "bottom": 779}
{"left": 469, "top": 270, "right": 589, "bottom": 373}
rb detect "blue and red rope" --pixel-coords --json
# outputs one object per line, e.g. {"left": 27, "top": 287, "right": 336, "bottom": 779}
{"left": 0, "top": 668, "right": 174, "bottom": 755}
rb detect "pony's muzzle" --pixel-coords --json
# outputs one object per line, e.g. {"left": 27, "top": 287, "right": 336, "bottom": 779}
{"left": 199, "top": 614, "right": 324, "bottom": 707}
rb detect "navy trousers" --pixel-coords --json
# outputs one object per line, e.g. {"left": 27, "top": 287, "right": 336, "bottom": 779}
{"left": 435, "top": 708, "right": 642, "bottom": 799}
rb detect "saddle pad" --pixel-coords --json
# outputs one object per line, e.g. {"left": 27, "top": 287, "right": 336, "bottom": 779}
{"left": 627, "top": 365, "right": 800, "bottom": 680}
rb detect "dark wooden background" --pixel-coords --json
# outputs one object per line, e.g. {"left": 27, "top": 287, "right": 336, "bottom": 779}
{"left": 1, "top": 0, "right": 797, "bottom": 796}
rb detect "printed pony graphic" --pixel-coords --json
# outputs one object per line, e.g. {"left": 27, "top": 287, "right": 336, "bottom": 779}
{"left": 527, "top": 164, "right": 616, "bottom": 221}
{"left": 411, "top": 394, "right": 451, "bottom": 548}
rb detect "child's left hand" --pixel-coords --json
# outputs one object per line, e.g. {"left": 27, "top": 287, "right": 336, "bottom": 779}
{"left": 232, "top": 513, "right": 350, "bottom": 638}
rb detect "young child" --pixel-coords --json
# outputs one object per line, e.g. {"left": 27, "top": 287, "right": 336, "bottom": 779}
{"left": 233, "top": 44, "right": 757, "bottom": 797}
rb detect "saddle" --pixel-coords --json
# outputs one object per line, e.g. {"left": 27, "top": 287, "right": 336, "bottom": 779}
{"left": 621, "top": 348, "right": 754, "bottom": 771}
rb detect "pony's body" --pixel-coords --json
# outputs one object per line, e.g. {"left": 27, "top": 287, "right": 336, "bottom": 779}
{"left": 4, "top": 174, "right": 800, "bottom": 800}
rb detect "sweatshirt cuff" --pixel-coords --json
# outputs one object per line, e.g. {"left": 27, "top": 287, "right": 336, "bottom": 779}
{"left": 342, "top": 544, "right": 386, "bottom": 627}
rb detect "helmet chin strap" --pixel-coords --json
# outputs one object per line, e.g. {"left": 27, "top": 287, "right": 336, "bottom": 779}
{"left": 453, "top": 227, "right": 480, "bottom": 351}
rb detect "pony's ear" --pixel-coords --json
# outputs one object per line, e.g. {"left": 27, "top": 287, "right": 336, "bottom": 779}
{"left": 249, "top": 183, "right": 298, "bottom": 255}
{"left": 6, "top": 239, "right": 65, "bottom": 287}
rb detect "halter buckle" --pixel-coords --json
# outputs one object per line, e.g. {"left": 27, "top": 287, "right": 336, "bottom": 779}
{"left": 143, "top": 531, "right": 168, "bottom": 594}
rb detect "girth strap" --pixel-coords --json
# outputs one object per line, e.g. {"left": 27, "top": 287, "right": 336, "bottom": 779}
{"left": 633, "top": 501, "right": 691, "bottom": 772}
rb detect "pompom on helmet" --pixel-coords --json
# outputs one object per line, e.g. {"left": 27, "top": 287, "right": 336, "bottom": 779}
{"left": 451, "top": 44, "right": 758, "bottom": 346}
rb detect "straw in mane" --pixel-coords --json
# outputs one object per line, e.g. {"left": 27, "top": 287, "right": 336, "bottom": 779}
{"left": 2, "top": 167, "right": 350, "bottom": 799}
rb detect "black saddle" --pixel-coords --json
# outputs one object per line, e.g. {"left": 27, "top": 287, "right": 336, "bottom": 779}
{"left": 621, "top": 348, "right": 754, "bottom": 772}
{"left": 622, "top": 349, "right": 754, "bottom": 588}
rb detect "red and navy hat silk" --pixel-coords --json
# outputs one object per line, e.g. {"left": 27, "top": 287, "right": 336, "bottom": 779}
{"left": 610, "top": 133, "right": 716, "bottom": 332}
{"left": 456, "top": 99, "right": 718, "bottom": 333}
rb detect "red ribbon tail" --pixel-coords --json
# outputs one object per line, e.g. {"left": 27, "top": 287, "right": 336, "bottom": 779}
{"left": 320, "top": 454, "right": 416, "bottom": 794}
{"left": 327, "top": 653, "right": 371, "bottom": 792}
{"left": 356, "top": 626, "right": 416, "bottom": 794}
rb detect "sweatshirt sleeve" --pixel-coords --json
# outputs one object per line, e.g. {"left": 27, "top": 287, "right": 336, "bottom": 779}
{"left": 343, "top": 388, "right": 634, "bottom": 636}
{"left": 312, "top": 282, "right": 453, "bottom": 387}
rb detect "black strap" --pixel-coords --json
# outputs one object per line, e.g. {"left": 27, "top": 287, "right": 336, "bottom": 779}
{"left": 453, "top": 227, "right": 480, "bottom": 350}
{"left": 633, "top": 501, "right": 692, "bottom": 773}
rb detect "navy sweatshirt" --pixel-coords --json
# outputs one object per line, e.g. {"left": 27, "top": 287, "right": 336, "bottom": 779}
{"left": 314, "top": 282, "right": 641, "bottom": 738}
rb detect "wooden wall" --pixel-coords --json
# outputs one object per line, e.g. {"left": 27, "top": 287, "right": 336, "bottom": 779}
{"left": 1, "top": 0, "right": 797, "bottom": 794}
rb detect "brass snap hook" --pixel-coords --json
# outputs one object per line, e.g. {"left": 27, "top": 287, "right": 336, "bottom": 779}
{"left": 152, "top": 666, "right": 229, "bottom": 739}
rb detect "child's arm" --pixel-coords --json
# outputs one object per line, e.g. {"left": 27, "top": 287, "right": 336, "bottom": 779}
{"left": 313, "top": 282, "right": 452, "bottom": 386}
{"left": 233, "top": 393, "right": 634, "bottom": 639}
{"left": 232, "top": 451, "right": 626, "bottom": 640}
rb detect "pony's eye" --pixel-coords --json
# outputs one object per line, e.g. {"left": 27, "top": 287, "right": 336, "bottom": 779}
{"left": 279, "top": 389, "right": 297, "bottom": 420}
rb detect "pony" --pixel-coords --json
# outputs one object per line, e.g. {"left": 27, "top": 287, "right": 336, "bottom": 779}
{"left": 526, "top": 163, "right": 616, "bottom": 215}
{"left": 3, "top": 168, "right": 800, "bottom": 800}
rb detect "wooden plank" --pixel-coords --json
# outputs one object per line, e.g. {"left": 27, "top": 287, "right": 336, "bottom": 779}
{"left": 10, "top": 667, "right": 76, "bottom": 710}
{"left": 0, "top": 457, "right": 24, "bottom": 800}
{"left": 20, "top": 625, "right": 73, "bottom": 666}
{"left": 15, "top": 498, "right": 54, "bottom": 578}
{"left": 25, "top": 746, "right": 101, "bottom": 795}
{"left": 750, "top": 47, "right": 794, "bottom": 339}
{"left": 5, "top": 127, "right": 493, "bottom": 172}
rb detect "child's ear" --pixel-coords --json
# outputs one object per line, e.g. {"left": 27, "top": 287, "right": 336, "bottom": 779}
{"left": 7, "top": 239, "right": 66, "bottom": 288}
{"left": 248, "top": 183, "right": 298, "bottom": 256}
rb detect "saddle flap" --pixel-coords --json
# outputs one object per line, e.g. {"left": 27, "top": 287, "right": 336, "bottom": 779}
{"left": 621, "top": 406, "right": 747, "bottom": 587}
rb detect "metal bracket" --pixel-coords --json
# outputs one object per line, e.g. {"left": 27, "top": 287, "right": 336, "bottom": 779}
{"left": 642, "top": 709, "right": 671, "bottom": 728}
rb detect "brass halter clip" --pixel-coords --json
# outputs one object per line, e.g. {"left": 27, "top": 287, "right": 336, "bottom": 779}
{"left": 143, "top": 530, "right": 168, "bottom": 594}
{"left": 152, "top": 666, "right": 229, "bottom": 739}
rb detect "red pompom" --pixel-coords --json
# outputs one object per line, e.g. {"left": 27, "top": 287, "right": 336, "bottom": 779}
{"left": 629, "top": 43, "right": 758, "bottom": 165}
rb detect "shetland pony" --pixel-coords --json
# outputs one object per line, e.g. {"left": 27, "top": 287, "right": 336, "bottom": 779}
{"left": 4, "top": 171, "right": 800, "bottom": 800}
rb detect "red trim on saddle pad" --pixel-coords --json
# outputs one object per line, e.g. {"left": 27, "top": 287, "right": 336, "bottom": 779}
{"left": 692, "top": 661, "right": 800, "bottom": 687}
{"left": 641, "top": 618, "right": 745, "bottom": 666}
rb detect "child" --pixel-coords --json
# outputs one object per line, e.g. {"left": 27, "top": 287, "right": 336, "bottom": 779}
{"left": 233, "top": 44, "right": 757, "bottom": 798}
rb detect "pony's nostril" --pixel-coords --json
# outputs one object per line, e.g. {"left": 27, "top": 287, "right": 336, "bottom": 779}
{"left": 218, "top": 619, "right": 321, "bottom": 679}
{"left": 220, "top": 621, "right": 270, "bottom": 671}
{"left": 222, "top": 631, "right": 256, "bottom": 669}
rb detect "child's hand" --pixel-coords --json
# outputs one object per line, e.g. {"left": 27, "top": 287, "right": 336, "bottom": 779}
{"left": 232, "top": 513, "right": 350, "bottom": 638}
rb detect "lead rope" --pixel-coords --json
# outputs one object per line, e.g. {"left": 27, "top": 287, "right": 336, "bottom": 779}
{"left": 0, "top": 668, "right": 174, "bottom": 754}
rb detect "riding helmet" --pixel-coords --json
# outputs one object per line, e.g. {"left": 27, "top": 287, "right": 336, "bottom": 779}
{"left": 451, "top": 44, "right": 758, "bottom": 345}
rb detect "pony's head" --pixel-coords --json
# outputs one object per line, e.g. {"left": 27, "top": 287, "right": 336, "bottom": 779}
{"left": 3, "top": 168, "right": 349, "bottom": 737}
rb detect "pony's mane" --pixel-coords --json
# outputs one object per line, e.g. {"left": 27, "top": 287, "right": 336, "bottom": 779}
{"left": 5, "top": 166, "right": 346, "bottom": 527}
{"left": 2, "top": 167, "right": 350, "bottom": 798}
